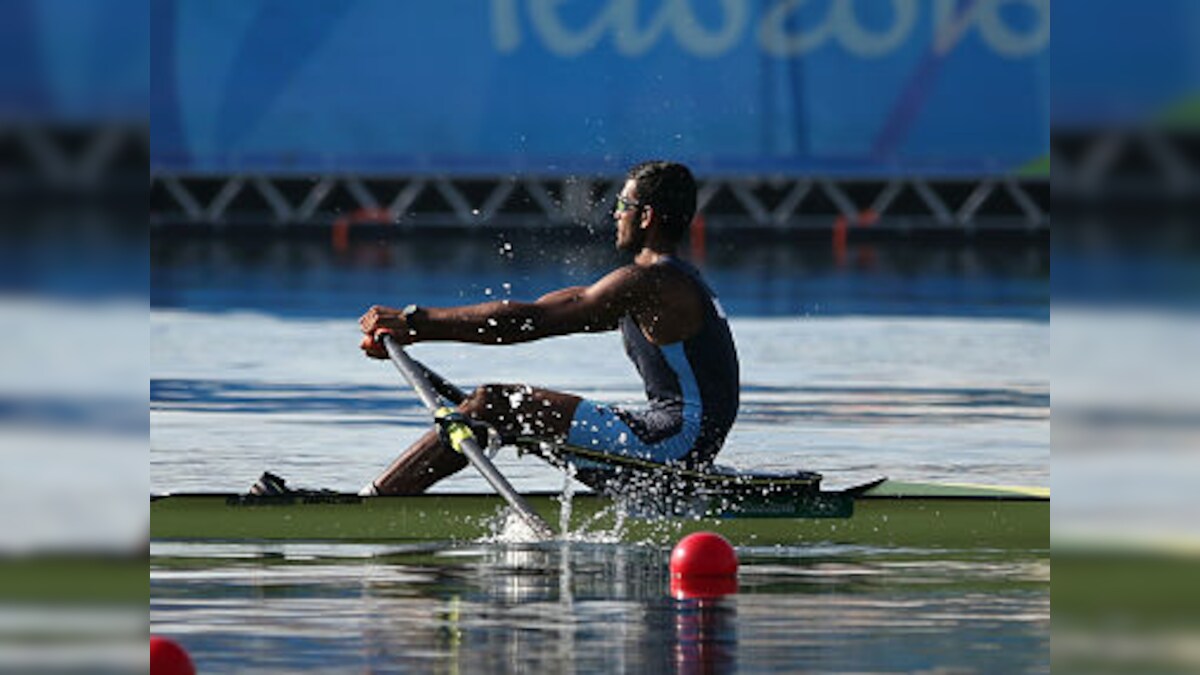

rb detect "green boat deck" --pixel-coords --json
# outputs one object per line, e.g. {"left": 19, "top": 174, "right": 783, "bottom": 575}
{"left": 151, "top": 480, "right": 1049, "bottom": 549}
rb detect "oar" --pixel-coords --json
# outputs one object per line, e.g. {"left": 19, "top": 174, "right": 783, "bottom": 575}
{"left": 407, "top": 356, "right": 468, "bottom": 405}
{"left": 381, "top": 335, "right": 554, "bottom": 540}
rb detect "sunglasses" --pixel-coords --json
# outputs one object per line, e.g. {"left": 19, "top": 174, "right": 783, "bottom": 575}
{"left": 614, "top": 195, "right": 644, "bottom": 214}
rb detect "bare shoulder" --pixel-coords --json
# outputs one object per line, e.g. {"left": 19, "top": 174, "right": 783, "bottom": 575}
{"left": 598, "top": 260, "right": 694, "bottom": 286}
{"left": 630, "top": 261, "right": 707, "bottom": 344}
{"left": 585, "top": 263, "right": 654, "bottom": 298}
{"left": 599, "top": 262, "right": 652, "bottom": 284}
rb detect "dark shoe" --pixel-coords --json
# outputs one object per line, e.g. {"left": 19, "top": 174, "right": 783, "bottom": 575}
{"left": 249, "top": 471, "right": 291, "bottom": 496}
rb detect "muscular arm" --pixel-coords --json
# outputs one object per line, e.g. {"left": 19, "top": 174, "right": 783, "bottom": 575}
{"left": 362, "top": 268, "right": 647, "bottom": 347}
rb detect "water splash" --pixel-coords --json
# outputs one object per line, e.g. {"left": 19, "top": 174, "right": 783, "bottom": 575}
{"left": 487, "top": 510, "right": 548, "bottom": 544}
{"left": 559, "top": 463, "right": 576, "bottom": 536}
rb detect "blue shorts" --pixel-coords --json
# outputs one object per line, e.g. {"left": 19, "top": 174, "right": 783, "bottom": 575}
{"left": 565, "top": 399, "right": 700, "bottom": 465}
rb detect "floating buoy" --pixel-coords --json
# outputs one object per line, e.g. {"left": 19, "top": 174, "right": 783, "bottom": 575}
{"left": 669, "top": 531, "right": 738, "bottom": 599}
{"left": 150, "top": 635, "right": 195, "bottom": 675}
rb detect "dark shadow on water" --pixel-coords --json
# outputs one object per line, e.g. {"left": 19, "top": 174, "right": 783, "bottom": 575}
{"left": 151, "top": 379, "right": 1048, "bottom": 425}
{"left": 150, "top": 379, "right": 416, "bottom": 417}
{"left": 740, "top": 383, "right": 1049, "bottom": 424}
{"left": 151, "top": 232, "right": 1049, "bottom": 320}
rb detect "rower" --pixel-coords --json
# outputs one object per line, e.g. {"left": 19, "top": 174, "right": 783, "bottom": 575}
{"left": 357, "top": 161, "right": 740, "bottom": 495}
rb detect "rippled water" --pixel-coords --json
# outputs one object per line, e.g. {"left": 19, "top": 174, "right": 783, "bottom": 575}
{"left": 151, "top": 236, "right": 1049, "bottom": 673}
{"left": 151, "top": 542, "right": 1048, "bottom": 674}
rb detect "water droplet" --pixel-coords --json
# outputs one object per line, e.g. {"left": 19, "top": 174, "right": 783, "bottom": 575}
{"left": 507, "top": 391, "right": 525, "bottom": 409}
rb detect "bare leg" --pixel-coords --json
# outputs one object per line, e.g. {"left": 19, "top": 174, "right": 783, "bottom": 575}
{"left": 367, "top": 384, "right": 582, "bottom": 495}
{"left": 370, "top": 428, "right": 468, "bottom": 495}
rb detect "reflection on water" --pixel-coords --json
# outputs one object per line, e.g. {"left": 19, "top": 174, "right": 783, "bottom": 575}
{"left": 151, "top": 233, "right": 1048, "bottom": 319}
{"left": 150, "top": 542, "right": 1048, "bottom": 673}
{"left": 151, "top": 379, "right": 1048, "bottom": 426}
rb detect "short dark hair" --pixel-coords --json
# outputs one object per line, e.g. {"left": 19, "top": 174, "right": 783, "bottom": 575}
{"left": 627, "top": 161, "right": 697, "bottom": 242}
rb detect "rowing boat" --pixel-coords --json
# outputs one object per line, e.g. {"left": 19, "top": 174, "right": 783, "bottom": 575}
{"left": 151, "top": 351, "right": 1047, "bottom": 549}
{"left": 150, "top": 479, "right": 1048, "bottom": 549}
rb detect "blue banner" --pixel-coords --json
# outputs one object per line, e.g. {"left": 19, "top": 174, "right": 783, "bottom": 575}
{"left": 0, "top": 0, "right": 147, "bottom": 123}
{"left": 1052, "top": 0, "right": 1200, "bottom": 129}
{"left": 151, "top": 0, "right": 1052, "bottom": 176}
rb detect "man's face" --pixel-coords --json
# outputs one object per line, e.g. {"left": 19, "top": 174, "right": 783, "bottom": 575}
{"left": 613, "top": 179, "right": 644, "bottom": 252}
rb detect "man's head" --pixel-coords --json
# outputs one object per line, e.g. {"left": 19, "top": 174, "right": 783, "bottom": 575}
{"left": 613, "top": 161, "right": 697, "bottom": 252}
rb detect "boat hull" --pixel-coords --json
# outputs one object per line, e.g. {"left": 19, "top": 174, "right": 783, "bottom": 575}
{"left": 150, "top": 481, "right": 1048, "bottom": 549}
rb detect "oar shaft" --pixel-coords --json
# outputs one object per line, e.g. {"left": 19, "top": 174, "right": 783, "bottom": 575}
{"left": 408, "top": 357, "right": 468, "bottom": 405}
{"left": 384, "top": 339, "right": 442, "bottom": 410}
{"left": 381, "top": 336, "right": 554, "bottom": 539}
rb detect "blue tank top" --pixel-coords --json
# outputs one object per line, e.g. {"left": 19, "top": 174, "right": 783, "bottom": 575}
{"left": 618, "top": 257, "right": 739, "bottom": 461}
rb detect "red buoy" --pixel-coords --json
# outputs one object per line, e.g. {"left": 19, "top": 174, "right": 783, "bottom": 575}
{"left": 669, "top": 532, "right": 738, "bottom": 599}
{"left": 150, "top": 635, "right": 196, "bottom": 675}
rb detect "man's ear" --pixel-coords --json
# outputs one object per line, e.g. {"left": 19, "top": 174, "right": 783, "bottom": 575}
{"left": 639, "top": 205, "right": 655, "bottom": 229}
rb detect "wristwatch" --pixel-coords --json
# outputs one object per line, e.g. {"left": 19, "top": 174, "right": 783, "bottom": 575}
{"left": 401, "top": 304, "right": 424, "bottom": 333}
